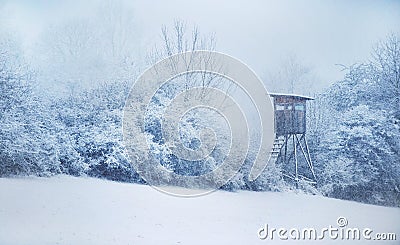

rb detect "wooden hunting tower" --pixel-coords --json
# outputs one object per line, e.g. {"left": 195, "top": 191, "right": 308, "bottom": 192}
{"left": 268, "top": 93, "right": 316, "bottom": 185}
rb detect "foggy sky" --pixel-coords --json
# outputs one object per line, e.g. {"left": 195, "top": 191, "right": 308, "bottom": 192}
{"left": 1, "top": 0, "right": 399, "bottom": 91}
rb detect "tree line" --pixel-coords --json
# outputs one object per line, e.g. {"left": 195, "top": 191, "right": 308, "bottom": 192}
{"left": 0, "top": 18, "right": 399, "bottom": 206}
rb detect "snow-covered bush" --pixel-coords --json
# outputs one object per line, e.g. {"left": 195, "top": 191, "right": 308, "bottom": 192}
{"left": 0, "top": 41, "right": 60, "bottom": 176}
{"left": 51, "top": 81, "right": 143, "bottom": 183}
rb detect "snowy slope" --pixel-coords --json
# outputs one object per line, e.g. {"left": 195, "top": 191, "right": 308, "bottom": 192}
{"left": 0, "top": 176, "right": 399, "bottom": 245}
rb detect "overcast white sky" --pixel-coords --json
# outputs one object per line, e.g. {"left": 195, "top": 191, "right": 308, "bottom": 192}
{"left": 1, "top": 0, "right": 399, "bottom": 90}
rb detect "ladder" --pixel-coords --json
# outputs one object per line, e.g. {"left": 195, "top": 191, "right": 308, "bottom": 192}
{"left": 268, "top": 136, "right": 285, "bottom": 165}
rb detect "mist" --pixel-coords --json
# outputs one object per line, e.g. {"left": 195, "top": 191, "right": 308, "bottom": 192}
{"left": 1, "top": 0, "right": 399, "bottom": 94}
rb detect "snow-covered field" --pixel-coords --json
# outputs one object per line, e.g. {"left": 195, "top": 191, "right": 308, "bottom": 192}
{"left": 0, "top": 176, "right": 399, "bottom": 245}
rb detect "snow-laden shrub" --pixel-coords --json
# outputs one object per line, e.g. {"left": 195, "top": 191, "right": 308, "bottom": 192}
{"left": 0, "top": 43, "right": 60, "bottom": 177}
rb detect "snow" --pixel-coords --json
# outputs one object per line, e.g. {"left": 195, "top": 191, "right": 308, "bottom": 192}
{"left": 0, "top": 176, "right": 399, "bottom": 245}
{"left": 269, "top": 93, "right": 315, "bottom": 100}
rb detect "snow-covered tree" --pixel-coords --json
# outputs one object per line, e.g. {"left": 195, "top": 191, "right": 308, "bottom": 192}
{"left": 371, "top": 33, "right": 400, "bottom": 117}
{"left": 311, "top": 34, "right": 400, "bottom": 206}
